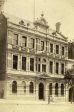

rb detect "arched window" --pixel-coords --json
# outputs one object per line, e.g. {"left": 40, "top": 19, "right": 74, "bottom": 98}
{"left": 49, "top": 83, "right": 52, "bottom": 95}
{"left": 55, "top": 83, "right": 58, "bottom": 96}
{"left": 22, "top": 81, "right": 26, "bottom": 93}
{"left": 61, "top": 84, "right": 64, "bottom": 96}
{"left": 12, "top": 81, "right": 17, "bottom": 93}
{"left": 29, "top": 82, "right": 34, "bottom": 93}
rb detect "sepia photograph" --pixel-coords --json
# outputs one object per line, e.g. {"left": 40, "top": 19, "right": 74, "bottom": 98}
{"left": 0, "top": 0, "right": 74, "bottom": 112}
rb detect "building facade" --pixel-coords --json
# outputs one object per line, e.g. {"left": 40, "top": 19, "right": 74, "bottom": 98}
{"left": 0, "top": 12, "right": 71, "bottom": 102}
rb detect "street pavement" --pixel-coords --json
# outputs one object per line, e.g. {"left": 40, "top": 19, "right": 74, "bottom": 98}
{"left": 0, "top": 99, "right": 74, "bottom": 112}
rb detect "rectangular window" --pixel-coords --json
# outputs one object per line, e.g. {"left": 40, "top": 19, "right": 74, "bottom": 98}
{"left": 13, "top": 55, "right": 18, "bottom": 69}
{"left": 56, "top": 45, "right": 59, "bottom": 54}
{"left": 22, "top": 57, "right": 26, "bottom": 71}
{"left": 38, "top": 64, "right": 40, "bottom": 72}
{"left": 56, "top": 62, "right": 59, "bottom": 74}
{"left": 31, "top": 38, "right": 34, "bottom": 48}
{"left": 41, "top": 41, "right": 44, "bottom": 51}
{"left": 30, "top": 58, "right": 34, "bottom": 71}
{"left": 22, "top": 36, "right": 27, "bottom": 47}
{"left": 62, "top": 47, "right": 64, "bottom": 55}
{"left": 13, "top": 34, "right": 18, "bottom": 45}
{"left": 42, "top": 64, "right": 46, "bottom": 72}
{"left": 50, "top": 43, "right": 53, "bottom": 53}
{"left": 50, "top": 61, "right": 53, "bottom": 73}
{"left": 61, "top": 63, "right": 64, "bottom": 74}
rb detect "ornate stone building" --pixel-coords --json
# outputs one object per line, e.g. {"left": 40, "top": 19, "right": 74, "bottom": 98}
{"left": 0, "top": 12, "right": 70, "bottom": 102}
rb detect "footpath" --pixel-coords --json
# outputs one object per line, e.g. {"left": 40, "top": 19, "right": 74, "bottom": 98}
{"left": 0, "top": 99, "right": 74, "bottom": 105}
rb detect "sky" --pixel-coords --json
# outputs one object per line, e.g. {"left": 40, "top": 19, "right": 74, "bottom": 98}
{"left": 3, "top": 0, "right": 74, "bottom": 41}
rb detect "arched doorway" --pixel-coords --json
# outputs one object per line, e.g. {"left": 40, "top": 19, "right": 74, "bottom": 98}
{"left": 39, "top": 83, "right": 44, "bottom": 100}
{"left": 29, "top": 82, "right": 34, "bottom": 93}
{"left": 55, "top": 83, "right": 58, "bottom": 96}
{"left": 12, "top": 81, "right": 17, "bottom": 93}
{"left": 69, "top": 87, "right": 74, "bottom": 102}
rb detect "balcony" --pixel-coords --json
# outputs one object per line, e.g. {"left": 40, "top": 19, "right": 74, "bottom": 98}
{"left": 21, "top": 47, "right": 28, "bottom": 53}
{"left": 12, "top": 45, "right": 19, "bottom": 51}
{"left": 21, "top": 47, "right": 36, "bottom": 54}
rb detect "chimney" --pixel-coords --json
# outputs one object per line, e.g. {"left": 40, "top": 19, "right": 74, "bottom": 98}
{"left": 55, "top": 22, "right": 61, "bottom": 33}
{"left": 0, "top": 0, "right": 5, "bottom": 13}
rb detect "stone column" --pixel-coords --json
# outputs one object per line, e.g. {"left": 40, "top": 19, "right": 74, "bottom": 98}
{"left": 46, "top": 58, "right": 49, "bottom": 74}
{"left": 59, "top": 63, "right": 61, "bottom": 75}
{"left": 52, "top": 83, "right": 55, "bottom": 102}
{"left": 65, "top": 84, "right": 69, "bottom": 102}
{"left": 34, "top": 57, "right": 36, "bottom": 72}
{"left": 26, "top": 56, "right": 30, "bottom": 71}
{"left": 53, "top": 61, "right": 55, "bottom": 75}
{"left": 35, "top": 83, "right": 39, "bottom": 101}
{"left": 45, "top": 83, "right": 49, "bottom": 102}
{"left": 58, "top": 83, "right": 61, "bottom": 97}
{"left": 18, "top": 34, "right": 21, "bottom": 46}
{"left": 18, "top": 55, "right": 22, "bottom": 70}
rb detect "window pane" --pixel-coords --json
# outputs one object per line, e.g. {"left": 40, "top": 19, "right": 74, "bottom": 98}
{"left": 50, "top": 61, "right": 53, "bottom": 73}
{"left": 38, "top": 64, "right": 40, "bottom": 72}
{"left": 31, "top": 38, "right": 34, "bottom": 48}
{"left": 50, "top": 43, "right": 53, "bottom": 53}
{"left": 41, "top": 41, "right": 44, "bottom": 51}
{"left": 22, "top": 36, "right": 27, "bottom": 47}
{"left": 13, "top": 34, "right": 18, "bottom": 45}
{"left": 13, "top": 55, "right": 18, "bottom": 69}
{"left": 22, "top": 57, "right": 26, "bottom": 71}
{"left": 56, "top": 45, "right": 59, "bottom": 54}
{"left": 56, "top": 62, "right": 59, "bottom": 74}
{"left": 42, "top": 64, "right": 46, "bottom": 72}
{"left": 62, "top": 47, "right": 64, "bottom": 55}
{"left": 61, "top": 64, "right": 64, "bottom": 74}
{"left": 30, "top": 58, "right": 34, "bottom": 71}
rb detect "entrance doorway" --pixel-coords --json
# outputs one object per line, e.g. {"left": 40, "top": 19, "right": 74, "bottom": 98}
{"left": 39, "top": 83, "right": 44, "bottom": 100}
{"left": 69, "top": 87, "right": 74, "bottom": 102}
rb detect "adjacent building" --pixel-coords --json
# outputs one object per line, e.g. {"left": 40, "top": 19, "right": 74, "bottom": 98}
{"left": 0, "top": 12, "right": 73, "bottom": 102}
{"left": 68, "top": 41, "right": 74, "bottom": 59}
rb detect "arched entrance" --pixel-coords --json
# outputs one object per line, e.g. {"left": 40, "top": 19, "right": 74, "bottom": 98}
{"left": 39, "top": 83, "right": 44, "bottom": 100}
{"left": 69, "top": 87, "right": 74, "bottom": 102}
{"left": 12, "top": 81, "right": 17, "bottom": 93}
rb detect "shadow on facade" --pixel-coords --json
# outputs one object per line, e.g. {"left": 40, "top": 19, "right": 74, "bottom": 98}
{"left": 69, "top": 87, "right": 74, "bottom": 102}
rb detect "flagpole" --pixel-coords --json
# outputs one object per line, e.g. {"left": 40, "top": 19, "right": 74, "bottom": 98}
{"left": 33, "top": 0, "right": 35, "bottom": 21}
